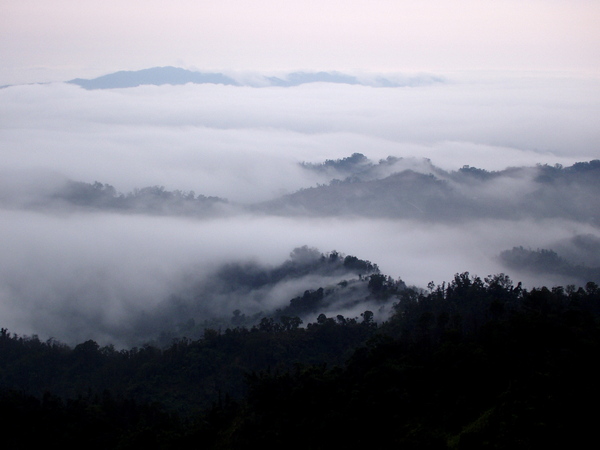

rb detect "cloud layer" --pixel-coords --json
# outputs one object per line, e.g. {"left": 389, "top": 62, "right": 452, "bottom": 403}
{"left": 1, "top": 73, "right": 599, "bottom": 345}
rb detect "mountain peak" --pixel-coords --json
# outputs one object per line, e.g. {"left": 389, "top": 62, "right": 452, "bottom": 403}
{"left": 67, "top": 66, "right": 240, "bottom": 89}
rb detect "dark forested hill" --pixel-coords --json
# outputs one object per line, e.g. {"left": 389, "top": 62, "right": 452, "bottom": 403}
{"left": 1, "top": 271, "right": 599, "bottom": 449}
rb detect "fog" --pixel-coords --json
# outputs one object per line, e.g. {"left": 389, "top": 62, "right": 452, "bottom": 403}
{"left": 1, "top": 72, "right": 599, "bottom": 346}
{"left": 2, "top": 208, "right": 593, "bottom": 346}
{"left": 2, "top": 74, "right": 598, "bottom": 200}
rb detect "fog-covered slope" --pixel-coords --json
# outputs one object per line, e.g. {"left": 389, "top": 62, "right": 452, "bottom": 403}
{"left": 259, "top": 157, "right": 600, "bottom": 224}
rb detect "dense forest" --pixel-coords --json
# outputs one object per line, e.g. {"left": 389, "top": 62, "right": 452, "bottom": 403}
{"left": 2, "top": 267, "right": 599, "bottom": 448}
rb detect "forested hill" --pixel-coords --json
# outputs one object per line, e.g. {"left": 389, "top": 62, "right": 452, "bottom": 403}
{"left": 501, "top": 245, "right": 600, "bottom": 285}
{"left": 258, "top": 158, "right": 600, "bottom": 224}
{"left": 21, "top": 181, "right": 230, "bottom": 217}
{"left": 6, "top": 157, "right": 599, "bottom": 225}
{"left": 1, "top": 273, "right": 599, "bottom": 448}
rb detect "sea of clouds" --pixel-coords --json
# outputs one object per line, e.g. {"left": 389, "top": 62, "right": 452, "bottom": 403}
{"left": 1, "top": 72, "right": 598, "bottom": 345}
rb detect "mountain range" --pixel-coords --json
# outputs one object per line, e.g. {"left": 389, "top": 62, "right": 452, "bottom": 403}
{"left": 10, "top": 155, "right": 599, "bottom": 226}
{"left": 65, "top": 66, "right": 444, "bottom": 89}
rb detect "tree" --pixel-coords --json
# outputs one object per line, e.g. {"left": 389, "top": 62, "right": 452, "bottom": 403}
{"left": 361, "top": 311, "right": 374, "bottom": 327}
{"left": 279, "top": 316, "right": 303, "bottom": 331}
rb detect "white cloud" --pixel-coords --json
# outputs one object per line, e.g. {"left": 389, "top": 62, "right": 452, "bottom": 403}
{"left": 1, "top": 74, "right": 598, "bottom": 200}
{"left": 0, "top": 73, "right": 599, "bottom": 345}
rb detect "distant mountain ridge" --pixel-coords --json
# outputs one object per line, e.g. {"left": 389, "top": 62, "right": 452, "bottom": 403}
{"left": 66, "top": 66, "right": 443, "bottom": 90}
{"left": 5, "top": 155, "right": 599, "bottom": 225}
{"left": 68, "top": 67, "right": 239, "bottom": 89}
{"left": 258, "top": 157, "right": 600, "bottom": 224}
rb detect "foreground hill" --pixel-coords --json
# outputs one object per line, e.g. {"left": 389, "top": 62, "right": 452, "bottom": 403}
{"left": 1, "top": 272, "right": 599, "bottom": 448}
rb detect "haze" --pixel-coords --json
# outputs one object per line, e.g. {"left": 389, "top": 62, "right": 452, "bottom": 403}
{"left": 1, "top": 1, "right": 599, "bottom": 346}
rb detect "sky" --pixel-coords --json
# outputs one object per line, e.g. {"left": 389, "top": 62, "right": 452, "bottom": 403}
{"left": 1, "top": 0, "right": 600, "bottom": 85}
{"left": 1, "top": 1, "right": 600, "bottom": 345}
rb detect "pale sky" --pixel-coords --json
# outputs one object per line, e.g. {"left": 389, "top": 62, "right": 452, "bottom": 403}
{"left": 1, "top": 0, "right": 600, "bottom": 84}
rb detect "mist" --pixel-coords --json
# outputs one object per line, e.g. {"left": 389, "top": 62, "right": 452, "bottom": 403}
{"left": 2, "top": 73, "right": 598, "bottom": 200}
{"left": 1, "top": 207, "right": 595, "bottom": 346}
{"left": 1, "top": 71, "right": 599, "bottom": 346}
